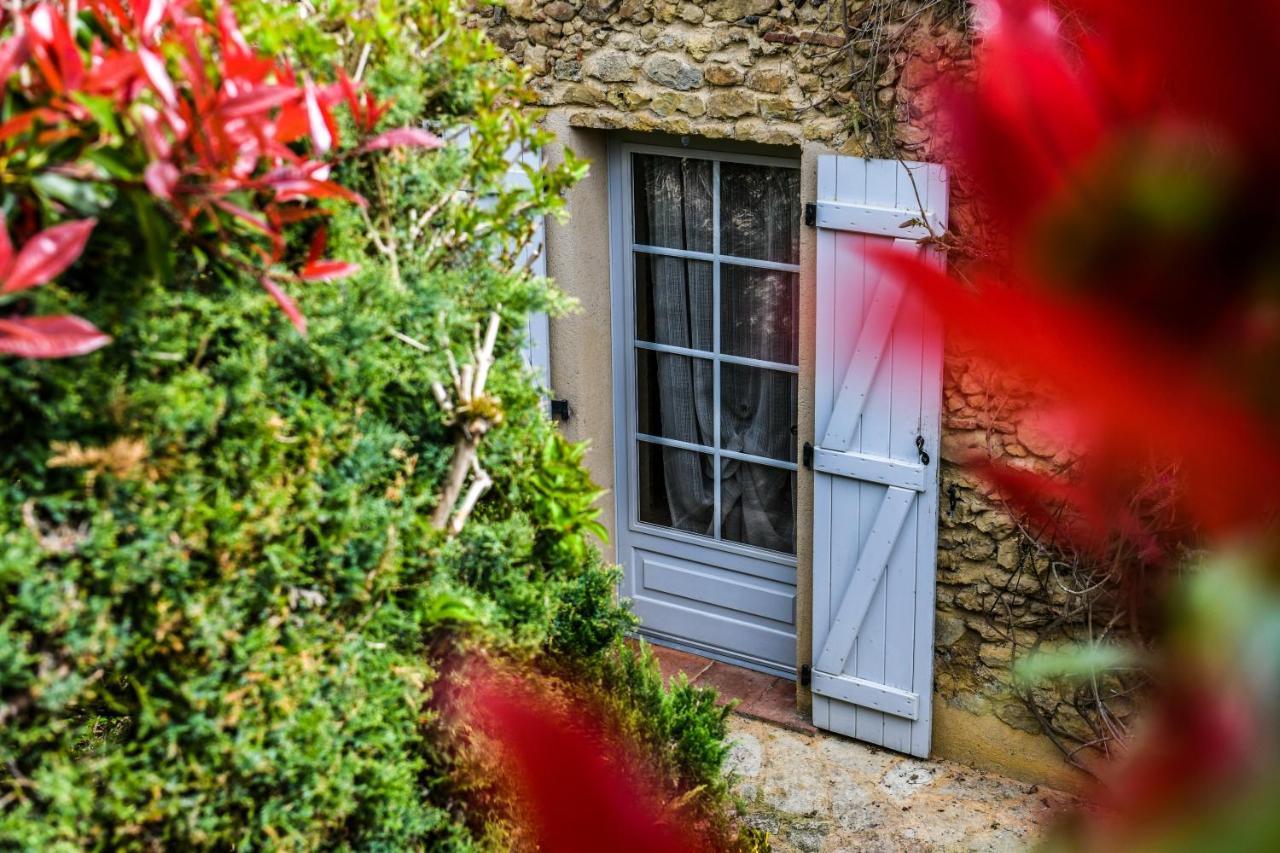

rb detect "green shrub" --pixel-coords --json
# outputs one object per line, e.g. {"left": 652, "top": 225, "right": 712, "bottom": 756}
{"left": 0, "top": 1, "right": 746, "bottom": 849}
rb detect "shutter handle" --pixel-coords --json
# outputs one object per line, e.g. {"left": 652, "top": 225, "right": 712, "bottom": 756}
{"left": 915, "top": 435, "right": 930, "bottom": 466}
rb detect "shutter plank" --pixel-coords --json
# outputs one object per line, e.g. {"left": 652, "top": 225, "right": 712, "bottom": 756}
{"left": 819, "top": 238, "right": 917, "bottom": 451}
{"left": 814, "top": 485, "right": 915, "bottom": 675}
{"left": 811, "top": 671, "right": 919, "bottom": 720}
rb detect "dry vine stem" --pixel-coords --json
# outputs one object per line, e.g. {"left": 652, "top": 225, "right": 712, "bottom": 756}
{"left": 427, "top": 312, "right": 503, "bottom": 535}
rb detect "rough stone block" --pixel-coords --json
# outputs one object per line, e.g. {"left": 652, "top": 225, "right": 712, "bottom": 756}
{"left": 705, "top": 63, "right": 744, "bottom": 86}
{"left": 746, "top": 66, "right": 786, "bottom": 93}
{"left": 642, "top": 53, "right": 704, "bottom": 90}
{"left": 706, "top": 0, "right": 775, "bottom": 22}
{"left": 553, "top": 57, "right": 583, "bottom": 80}
{"left": 543, "top": 1, "right": 575, "bottom": 22}
{"left": 708, "top": 89, "right": 755, "bottom": 118}
{"left": 585, "top": 49, "right": 636, "bottom": 82}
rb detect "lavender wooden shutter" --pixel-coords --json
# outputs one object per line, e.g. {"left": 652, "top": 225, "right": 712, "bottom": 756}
{"left": 811, "top": 155, "right": 947, "bottom": 758}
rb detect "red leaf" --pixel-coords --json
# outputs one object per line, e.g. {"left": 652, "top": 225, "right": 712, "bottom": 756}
{"left": 305, "top": 226, "right": 328, "bottom": 265}
{"left": 144, "top": 160, "right": 180, "bottom": 200}
{"left": 0, "top": 111, "right": 37, "bottom": 145}
{"left": 138, "top": 47, "right": 177, "bottom": 107}
{"left": 2, "top": 219, "right": 97, "bottom": 293}
{"left": 135, "top": 0, "right": 168, "bottom": 43}
{"left": 868, "top": 245, "right": 1280, "bottom": 538}
{"left": 299, "top": 259, "right": 358, "bottom": 282}
{"left": 0, "top": 33, "right": 30, "bottom": 81}
{"left": 336, "top": 67, "right": 361, "bottom": 127}
{"left": 0, "top": 314, "right": 111, "bottom": 359}
{"left": 267, "top": 177, "right": 366, "bottom": 208}
{"left": 275, "top": 101, "right": 308, "bottom": 144}
{"left": 448, "top": 660, "right": 712, "bottom": 853}
{"left": 360, "top": 127, "right": 444, "bottom": 153}
{"left": 28, "top": 4, "right": 84, "bottom": 90}
{"left": 304, "top": 79, "right": 335, "bottom": 154}
{"left": 217, "top": 86, "right": 302, "bottom": 119}
{"left": 0, "top": 219, "right": 13, "bottom": 280}
{"left": 260, "top": 276, "right": 306, "bottom": 335}
{"left": 216, "top": 2, "right": 252, "bottom": 60}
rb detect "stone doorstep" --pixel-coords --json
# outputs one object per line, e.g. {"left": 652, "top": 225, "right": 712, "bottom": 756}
{"left": 649, "top": 644, "right": 818, "bottom": 735}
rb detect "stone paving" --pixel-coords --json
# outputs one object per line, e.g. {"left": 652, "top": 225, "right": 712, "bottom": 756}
{"left": 727, "top": 716, "right": 1074, "bottom": 852}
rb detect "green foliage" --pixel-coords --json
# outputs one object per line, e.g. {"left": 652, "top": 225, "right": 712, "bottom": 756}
{"left": 0, "top": 1, "right": 733, "bottom": 849}
{"left": 522, "top": 433, "right": 610, "bottom": 568}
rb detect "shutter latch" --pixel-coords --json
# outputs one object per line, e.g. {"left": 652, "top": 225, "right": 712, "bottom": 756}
{"left": 802, "top": 441, "right": 814, "bottom": 469}
{"left": 915, "top": 434, "right": 930, "bottom": 466}
{"left": 804, "top": 202, "right": 817, "bottom": 227}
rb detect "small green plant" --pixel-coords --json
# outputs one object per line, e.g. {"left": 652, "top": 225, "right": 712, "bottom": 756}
{"left": 527, "top": 433, "right": 610, "bottom": 566}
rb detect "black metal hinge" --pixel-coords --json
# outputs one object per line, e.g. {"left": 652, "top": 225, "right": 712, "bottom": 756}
{"left": 549, "top": 399, "right": 571, "bottom": 422}
{"left": 800, "top": 664, "right": 811, "bottom": 686}
{"left": 804, "top": 202, "right": 817, "bottom": 227}
{"left": 802, "top": 442, "right": 814, "bottom": 469}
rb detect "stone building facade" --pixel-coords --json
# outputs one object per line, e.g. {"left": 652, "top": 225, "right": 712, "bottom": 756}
{"left": 471, "top": 0, "right": 1086, "bottom": 790}
{"left": 479, "top": 0, "right": 966, "bottom": 155}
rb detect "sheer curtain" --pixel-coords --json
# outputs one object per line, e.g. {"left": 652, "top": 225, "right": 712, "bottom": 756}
{"left": 636, "top": 155, "right": 797, "bottom": 553}
{"left": 639, "top": 156, "right": 716, "bottom": 536}
{"left": 719, "top": 164, "right": 798, "bottom": 554}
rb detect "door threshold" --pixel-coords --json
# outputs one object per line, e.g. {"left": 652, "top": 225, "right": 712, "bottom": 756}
{"left": 637, "top": 639, "right": 817, "bottom": 735}
{"left": 633, "top": 629, "right": 796, "bottom": 680}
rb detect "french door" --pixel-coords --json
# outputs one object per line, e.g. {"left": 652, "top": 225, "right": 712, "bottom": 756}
{"left": 608, "top": 140, "right": 801, "bottom": 676}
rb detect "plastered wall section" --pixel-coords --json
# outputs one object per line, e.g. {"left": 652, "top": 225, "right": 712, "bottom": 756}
{"left": 540, "top": 113, "right": 620, "bottom": 542}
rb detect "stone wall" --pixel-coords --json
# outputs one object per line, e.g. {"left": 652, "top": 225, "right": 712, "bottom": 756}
{"left": 934, "top": 354, "right": 1067, "bottom": 736}
{"left": 473, "top": 0, "right": 1090, "bottom": 783}
{"left": 471, "top": 0, "right": 964, "bottom": 153}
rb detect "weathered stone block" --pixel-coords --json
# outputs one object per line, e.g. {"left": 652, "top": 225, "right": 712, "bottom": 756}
{"left": 757, "top": 95, "right": 796, "bottom": 121}
{"left": 606, "top": 88, "right": 649, "bottom": 110}
{"left": 524, "top": 44, "right": 549, "bottom": 74}
{"left": 708, "top": 89, "right": 755, "bottom": 118}
{"left": 582, "top": 0, "right": 619, "bottom": 21}
{"left": 643, "top": 53, "right": 704, "bottom": 90}
{"left": 936, "top": 612, "right": 968, "bottom": 648}
{"left": 705, "top": 64, "right": 744, "bottom": 86}
{"left": 585, "top": 50, "right": 636, "bottom": 82}
{"left": 733, "top": 117, "right": 801, "bottom": 145}
{"left": 617, "top": 0, "right": 647, "bottom": 21}
{"left": 553, "top": 57, "right": 583, "bottom": 81}
{"left": 543, "top": 1, "right": 575, "bottom": 22}
{"left": 505, "top": 0, "right": 541, "bottom": 20}
{"left": 746, "top": 66, "right": 786, "bottom": 93}
{"left": 686, "top": 30, "right": 717, "bottom": 62}
{"left": 527, "top": 22, "right": 555, "bottom": 45}
{"left": 650, "top": 91, "right": 705, "bottom": 118}
{"left": 561, "top": 82, "right": 605, "bottom": 105}
{"left": 706, "top": 0, "right": 774, "bottom": 22}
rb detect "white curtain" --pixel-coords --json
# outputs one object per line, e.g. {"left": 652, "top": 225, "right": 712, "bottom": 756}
{"left": 637, "top": 155, "right": 797, "bottom": 554}
{"left": 639, "top": 156, "right": 716, "bottom": 535}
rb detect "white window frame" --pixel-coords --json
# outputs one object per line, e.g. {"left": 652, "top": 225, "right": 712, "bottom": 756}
{"left": 608, "top": 138, "right": 802, "bottom": 570}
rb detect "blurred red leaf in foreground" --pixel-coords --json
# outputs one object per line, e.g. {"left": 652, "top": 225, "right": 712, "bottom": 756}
{"left": 880, "top": 0, "right": 1280, "bottom": 847}
{"left": 444, "top": 658, "right": 711, "bottom": 853}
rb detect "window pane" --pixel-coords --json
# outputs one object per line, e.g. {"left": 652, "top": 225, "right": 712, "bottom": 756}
{"left": 637, "top": 349, "right": 714, "bottom": 447}
{"left": 638, "top": 441, "right": 715, "bottom": 537}
{"left": 721, "top": 264, "right": 798, "bottom": 365}
{"left": 719, "top": 162, "right": 800, "bottom": 264}
{"left": 721, "top": 458, "right": 795, "bottom": 554}
{"left": 720, "top": 363, "right": 797, "bottom": 462}
{"left": 635, "top": 253, "right": 713, "bottom": 351}
{"left": 633, "top": 154, "right": 713, "bottom": 253}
